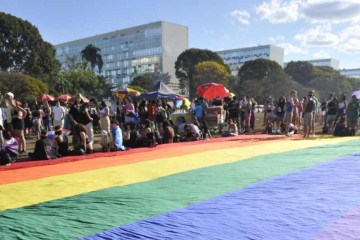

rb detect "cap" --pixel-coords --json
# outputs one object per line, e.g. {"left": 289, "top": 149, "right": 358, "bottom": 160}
{"left": 6, "top": 92, "right": 14, "bottom": 99}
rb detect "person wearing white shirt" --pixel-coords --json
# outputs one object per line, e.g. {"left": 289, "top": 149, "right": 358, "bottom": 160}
{"left": 1, "top": 101, "right": 6, "bottom": 128}
{"left": 52, "top": 101, "right": 65, "bottom": 128}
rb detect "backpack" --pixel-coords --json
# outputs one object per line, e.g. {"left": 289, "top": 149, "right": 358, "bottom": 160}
{"left": 304, "top": 99, "right": 315, "bottom": 113}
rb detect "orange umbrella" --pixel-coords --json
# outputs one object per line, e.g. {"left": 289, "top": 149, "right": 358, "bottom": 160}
{"left": 37, "top": 94, "right": 55, "bottom": 102}
{"left": 56, "top": 94, "right": 73, "bottom": 102}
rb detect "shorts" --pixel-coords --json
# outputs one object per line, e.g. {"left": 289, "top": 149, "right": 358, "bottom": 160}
{"left": 303, "top": 112, "right": 313, "bottom": 127}
{"left": 326, "top": 114, "right": 336, "bottom": 124}
{"left": 12, "top": 118, "right": 24, "bottom": 130}
{"left": 348, "top": 116, "right": 358, "bottom": 128}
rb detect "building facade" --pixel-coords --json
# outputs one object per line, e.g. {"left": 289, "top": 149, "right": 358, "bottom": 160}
{"left": 55, "top": 21, "right": 188, "bottom": 91}
{"left": 340, "top": 68, "right": 360, "bottom": 79}
{"left": 216, "top": 45, "right": 284, "bottom": 75}
{"left": 306, "top": 58, "right": 339, "bottom": 70}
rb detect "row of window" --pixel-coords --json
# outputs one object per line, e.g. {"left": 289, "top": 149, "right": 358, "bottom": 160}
{"left": 104, "top": 63, "right": 159, "bottom": 78}
{"left": 219, "top": 48, "right": 270, "bottom": 58}
{"left": 90, "top": 27, "right": 161, "bottom": 47}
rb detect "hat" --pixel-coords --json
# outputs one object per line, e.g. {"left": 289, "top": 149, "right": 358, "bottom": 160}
{"left": 40, "top": 129, "right": 48, "bottom": 136}
{"left": 6, "top": 92, "right": 14, "bottom": 99}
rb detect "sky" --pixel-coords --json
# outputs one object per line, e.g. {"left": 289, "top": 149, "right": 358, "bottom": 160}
{"left": 1, "top": 0, "right": 360, "bottom": 69}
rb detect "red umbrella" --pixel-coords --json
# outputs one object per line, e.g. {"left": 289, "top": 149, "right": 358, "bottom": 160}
{"left": 56, "top": 94, "right": 73, "bottom": 102}
{"left": 196, "top": 83, "right": 230, "bottom": 100}
{"left": 37, "top": 94, "right": 55, "bottom": 102}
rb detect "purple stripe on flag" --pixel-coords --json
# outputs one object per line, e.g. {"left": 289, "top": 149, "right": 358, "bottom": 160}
{"left": 312, "top": 205, "right": 360, "bottom": 240}
{"left": 83, "top": 155, "right": 360, "bottom": 240}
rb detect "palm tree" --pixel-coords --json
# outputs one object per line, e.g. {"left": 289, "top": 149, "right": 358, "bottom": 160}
{"left": 80, "top": 44, "right": 103, "bottom": 73}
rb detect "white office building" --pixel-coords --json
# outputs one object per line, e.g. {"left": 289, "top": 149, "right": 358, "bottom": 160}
{"left": 55, "top": 21, "right": 188, "bottom": 91}
{"left": 305, "top": 58, "right": 339, "bottom": 70}
{"left": 340, "top": 68, "right": 360, "bottom": 78}
{"left": 216, "top": 45, "right": 284, "bottom": 75}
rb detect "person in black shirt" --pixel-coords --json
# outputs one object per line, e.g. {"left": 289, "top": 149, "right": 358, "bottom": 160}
{"left": 326, "top": 97, "right": 338, "bottom": 131}
{"left": 53, "top": 126, "right": 69, "bottom": 157}
{"left": 29, "top": 129, "right": 57, "bottom": 160}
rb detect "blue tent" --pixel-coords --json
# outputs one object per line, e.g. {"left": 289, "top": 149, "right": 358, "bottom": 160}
{"left": 139, "top": 81, "right": 178, "bottom": 99}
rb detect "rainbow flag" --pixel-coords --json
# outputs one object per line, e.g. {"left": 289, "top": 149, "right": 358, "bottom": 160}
{"left": 1, "top": 135, "right": 360, "bottom": 239}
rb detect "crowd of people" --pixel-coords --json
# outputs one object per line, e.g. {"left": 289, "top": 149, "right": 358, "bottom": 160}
{"left": 262, "top": 90, "right": 359, "bottom": 137}
{"left": 0, "top": 89, "right": 358, "bottom": 166}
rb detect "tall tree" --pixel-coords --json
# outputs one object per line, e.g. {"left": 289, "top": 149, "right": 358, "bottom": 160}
{"left": 237, "top": 58, "right": 283, "bottom": 81}
{"left": 64, "top": 55, "right": 83, "bottom": 71}
{"left": 175, "top": 48, "right": 229, "bottom": 97}
{"left": 59, "top": 69, "right": 112, "bottom": 100}
{"left": 194, "top": 61, "right": 230, "bottom": 87}
{"left": 81, "top": 44, "right": 103, "bottom": 73}
{"left": 284, "top": 61, "right": 314, "bottom": 85}
{"left": 0, "top": 12, "right": 60, "bottom": 76}
{"left": 0, "top": 72, "right": 48, "bottom": 101}
{"left": 234, "top": 71, "right": 310, "bottom": 103}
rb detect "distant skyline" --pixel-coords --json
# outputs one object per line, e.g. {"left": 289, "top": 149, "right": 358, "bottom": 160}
{"left": 1, "top": 0, "right": 360, "bottom": 69}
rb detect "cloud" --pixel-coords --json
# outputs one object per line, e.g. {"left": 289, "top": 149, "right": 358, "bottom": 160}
{"left": 294, "top": 24, "right": 339, "bottom": 46}
{"left": 269, "top": 35, "right": 285, "bottom": 42}
{"left": 301, "top": 0, "right": 360, "bottom": 24}
{"left": 313, "top": 50, "right": 331, "bottom": 58}
{"left": 338, "top": 38, "right": 360, "bottom": 53}
{"left": 340, "top": 24, "right": 360, "bottom": 40}
{"left": 256, "top": 0, "right": 300, "bottom": 23}
{"left": 278, "top": 43, "right": 308, "bottom": 55}
{"left": 255, "top": 0, "right": 360, "bottom": 24}
{"left": 230, "top": 10, "right": 251, "bottom": 25}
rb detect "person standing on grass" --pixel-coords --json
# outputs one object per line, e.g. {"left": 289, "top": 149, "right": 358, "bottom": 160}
{"left": 309, "top": 90, "right": 319, "bottom": 136}
{"left": 10, "top": 100, "right": 27, "bottom": 153}
{"left": 284, "top": 90, "right": 297, "bottom": 136}
{"left": 4, "top": 92, "right": 14, "bottom": 133}
{"left": 302, "top": 92, "right": 316, "bottom": 138}
{"left": 52, "top": 100, "right": 65, "bottom": 129}
{"left": 42, "top": 101, "right": 52, "bottom": 131}
{"left": 22, "top": 101, "right": 32, "bottom": 140}
{"left": 346, "top": 95, "right": 359, "bottom": 131}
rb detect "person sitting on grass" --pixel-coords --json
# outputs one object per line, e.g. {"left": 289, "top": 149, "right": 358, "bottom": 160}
{"left": 183, "top": 122, "right": 201, "bottom": 141}
{"left": 110, "top": 119, "right": 126, "bottom": 151}
{"left": 123, "top": 122, "right": 140, "bottom": 148}
{"left": 0, "top": 130, "right": 19, "bottom": 165}
{"left": 138, "top": 119, "right": 157, "bottom": 147}
{"left": 71, "top": 123, "right": 90, "bottom": 155}
{"left": 222, "top": 118, "right": 238, "bottom": 137}
{"left": 53, "top": 126, "right": 69, "bottom": 157}
{"left": 162, "top": 120, "right": 174, "bottom": 143}
{"left": 29, "top": 129, "right": 57, "bottom": 160}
